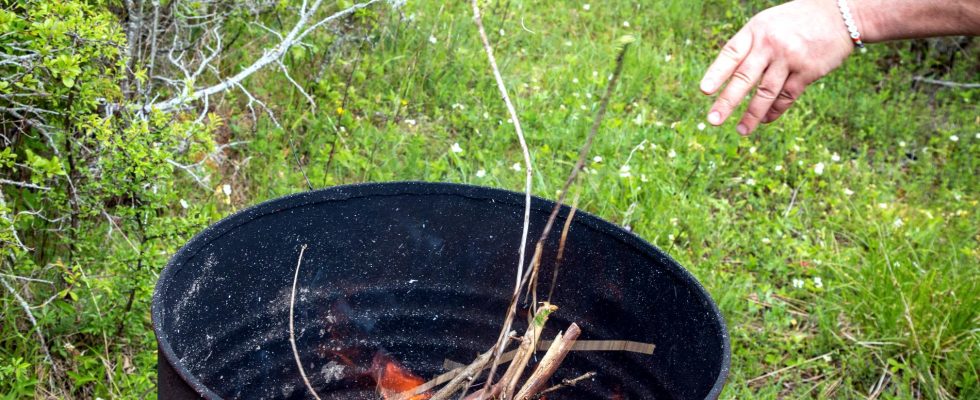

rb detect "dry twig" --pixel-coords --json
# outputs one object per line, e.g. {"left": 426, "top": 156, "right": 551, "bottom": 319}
{"left": 288, "top": 244, "right": 322, "bottom": 400}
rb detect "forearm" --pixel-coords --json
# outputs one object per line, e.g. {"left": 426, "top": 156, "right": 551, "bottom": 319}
{"left": 851, "top": 0, "right": 980, "bottom": 42}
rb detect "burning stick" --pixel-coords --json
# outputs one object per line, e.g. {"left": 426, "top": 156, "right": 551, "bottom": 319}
{"left": 288, "top": 244, "right": 323, "bottom": 400}
{"left": 513, "top": 323, "right": 582, "bottom": 400}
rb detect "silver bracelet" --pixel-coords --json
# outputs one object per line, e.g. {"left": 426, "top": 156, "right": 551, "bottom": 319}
{"left": 837, "top": 0, "right": 867, "bottom": 51}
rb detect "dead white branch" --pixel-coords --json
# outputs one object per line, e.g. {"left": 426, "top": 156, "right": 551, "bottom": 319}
{"left": 147, "top": 0, "right": 382, "bottom": 113}
{"left": 912, "top": 76, "right": 980, "bottom": 89}
{"left": 0, "top": 179, "right": 52, "bottom": 191}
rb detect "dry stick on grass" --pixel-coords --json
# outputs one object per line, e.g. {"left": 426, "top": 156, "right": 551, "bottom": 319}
{"left": 535, "top": 371, "right": 597, "bottom": 398}
{"left": 470, "top": 0, "right": 537, "bottom": 395}
{"left": 288, "top": 244, "right": 323, "bottom": 400}
{"left": 513, "top": 323, "right": 582, "bottom": 400}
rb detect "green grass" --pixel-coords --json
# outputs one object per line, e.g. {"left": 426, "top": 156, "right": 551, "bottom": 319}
{"left": 3, "top": 0, "right": 977, "bottom": 398}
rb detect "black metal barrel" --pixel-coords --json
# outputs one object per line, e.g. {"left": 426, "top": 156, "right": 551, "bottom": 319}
{"left": 152, "top": 182, "right": 730, "bottom": 399}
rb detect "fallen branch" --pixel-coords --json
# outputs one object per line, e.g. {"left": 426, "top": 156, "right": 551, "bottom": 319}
{"left": 288, "top": 244, "right": 322, "bottom": 400}
{"left": 514, "top": 323, "right": 582, "bottom": 400}
{"left": 912, "top": 76, "right": 980, "bottom": 89}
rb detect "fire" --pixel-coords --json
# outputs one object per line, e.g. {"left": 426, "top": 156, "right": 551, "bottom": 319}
{"left": 372, "top": 352, "right": 431, "bottom": 400}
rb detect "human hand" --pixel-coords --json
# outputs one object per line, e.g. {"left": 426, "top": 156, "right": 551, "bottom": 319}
{"left": 700, "top": 0, "right": 857, "bottom": 135}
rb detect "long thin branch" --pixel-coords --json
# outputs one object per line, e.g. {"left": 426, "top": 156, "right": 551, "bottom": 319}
{"left": 147, "top": 0, "right": 381, "bottom": 112}
{"left": 288, "top": 244, "right": 322, "bottom": 400}
{"left": 471, "top": 0, "right": 535, "bottom": 393}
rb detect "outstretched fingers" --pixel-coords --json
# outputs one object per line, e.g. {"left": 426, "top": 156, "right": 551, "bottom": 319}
{"left": 761, "top": 75, "right": 808, "bottom": 123}
{"left": 737, "top": 64, "right": 788, "bottom": 135}
{"left": 700, "top": 28, "right": 753, "bottom": 95}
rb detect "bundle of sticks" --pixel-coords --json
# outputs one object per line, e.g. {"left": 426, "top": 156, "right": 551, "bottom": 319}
{"left": 393, "top": 3, "right": 636, "bottom": 398}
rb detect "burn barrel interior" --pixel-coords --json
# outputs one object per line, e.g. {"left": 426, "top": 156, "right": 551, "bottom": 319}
{"left": 153, "top": 182, "right": 729, "bottom": 399}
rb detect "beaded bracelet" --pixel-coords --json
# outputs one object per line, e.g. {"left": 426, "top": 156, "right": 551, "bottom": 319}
{"left": 836, "top": 0, "right": 867, "bottom": 51}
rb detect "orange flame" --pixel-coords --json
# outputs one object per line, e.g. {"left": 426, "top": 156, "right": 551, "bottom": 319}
{"left": 372, "top": 353, "right": 431, "bottom": 400}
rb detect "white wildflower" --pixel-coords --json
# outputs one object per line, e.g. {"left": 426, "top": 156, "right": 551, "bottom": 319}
{"left": 792, "top": 278, "right": 804, "bottom": 289}
{"left": 179, "top": 199, "right": 189, "bottom": 209}
{"left": 664, "top": 54, "right": 672, "bottom": 62}
{"left": 893, "top": 217, "right": 904, "bottom": 228}
{"left": 476, "top": 169, "right": 487, "bottom": 178}
{"left": 668, "top": 149, "right": 677, "bottom": 158}
{"left": 831, "top": 152, "right": 841, "bottom": 162}
{"left": 697, "top": 122, "right": 706, "bottom": 131}
{"left": 619, "top": 165, "right": 631, "bottom": 178}
{"left": 622, "top": 21, "right": 630, "bottom": 27}
{"left": 745, "top": 178, "right": 756, "bottom": 186}
{"left": 949, "top": 135, "right": 959, "bottom": 142}
{"left": 975, "top": 133, "right": 980, "bottom": 139}
{"left": 450, "top": 142, "right": 463, "bottom": 153}
{"left": 499, "top": 29, "right": 505, "bottom": 36}
{"left": 222, "top": 184, "right": 232, "bottom": 196}
{"left": 774, "top": 164, "right": 783, "bottom": 172}
{"left": 761, "top": 237, "right": 771, "bottom": 244}
{"left": 813, "top": 277, "right": 823, "bottom": 289}
{"left": 878, "top": 202, "right": 889, "bottom": 209}
{"left": 749, "top": 146, "right": 757, "bottom": 154}
{"left": 405, "top": 119, "right": 417, "bottom": 126}
{"left": 582, "top": 3, "right": 590, "bottom": 10}
{"left": 428, "top": 35, "right": 437, "bottom": 44}
{"left": 843, "top": 188, "right": 855, "bottom": 196}
{"left": 593, "top": 155, "right": 603, "bottom": 163}
{"left": 814, "top": 162, "right": 825, "bottom": 175}
{"left": 512, "top": 163, "right": 522, "bottom": 171}
{"left": 899, "top": 141, "right": 907, "bottom": 148}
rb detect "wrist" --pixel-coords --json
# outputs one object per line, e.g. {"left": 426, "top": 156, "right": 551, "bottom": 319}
{"left": 845, "top": 0, "right": 883, "bottom": 43}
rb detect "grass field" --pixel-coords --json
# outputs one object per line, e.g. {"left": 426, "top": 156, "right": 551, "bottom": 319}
{"left": 226, "top": 2, "right": 979, "bottom": 397}
{"left": 2, "top": 0, "right": 977, "bottom": 398}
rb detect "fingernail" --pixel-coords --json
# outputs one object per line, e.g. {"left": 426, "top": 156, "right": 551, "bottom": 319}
{"left": 700, "top": 79, "right": 713, "bottom": 93}
{"left": 708, "top": 111, "right": 721, "bottom": 125}
{"left": 736, "top": 124, "right": 749, "bottom": 135}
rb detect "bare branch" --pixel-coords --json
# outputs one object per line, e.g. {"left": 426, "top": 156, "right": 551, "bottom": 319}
{"left": 147, "top": 0, "right": 382, "bottom": 113}
{"left": 912, "top": 76, "right": 980, "bottom": 89}
{"left": 0, "top": 179, "right": 52, "bottom": 191}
